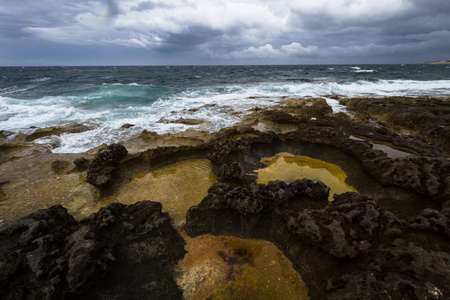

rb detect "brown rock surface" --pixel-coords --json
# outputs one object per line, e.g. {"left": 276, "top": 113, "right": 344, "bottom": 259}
{"left": 1, "top": 96, "right": 449, "bottom": 299}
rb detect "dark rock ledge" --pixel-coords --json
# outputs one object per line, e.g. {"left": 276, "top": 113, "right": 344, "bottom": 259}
{"left": 0, "top": 201, "right": 185, "bottom": 300}
{"left": 1, "top": 96, "right": 449, "bottom": 300}
{"left": 186, "top": 182, "right": 450, "bottom": 300}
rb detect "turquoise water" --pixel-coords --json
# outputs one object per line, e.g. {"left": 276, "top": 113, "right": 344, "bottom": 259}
{"left": 1, "top": 65, "right": 449, "bottom": 152}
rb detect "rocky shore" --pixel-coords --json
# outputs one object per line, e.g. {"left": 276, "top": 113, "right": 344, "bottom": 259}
{"left": 0, "top": 95, "right": 449, "bottom": 299}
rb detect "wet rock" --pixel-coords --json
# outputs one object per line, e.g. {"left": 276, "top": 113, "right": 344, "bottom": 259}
{"left": 25, "top": 123, "right": 96, "bottom": 142}
{"left": 343, "top": 97, "right": 450, "bottom": 154}
{"left": 86, "top": 144, "right": 128, "bottom": 187}
{"left": 0, "top": 201, "right": 185, "bottom": 300}
{"left": 120, "top": 123, "right": 135, "bottom": 129}
{"left": 0, "top": 130, "right": 14, "bottom": 139}
{"left": 281, "top": 97, "right": 333, "bottom": 118}
{"left": 157, "top": 117, "right": 206, "bottom": 125}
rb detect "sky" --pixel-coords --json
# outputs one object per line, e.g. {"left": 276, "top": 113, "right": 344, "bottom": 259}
{"left": 0, "top": 0, "right": 449, "bottom": 66}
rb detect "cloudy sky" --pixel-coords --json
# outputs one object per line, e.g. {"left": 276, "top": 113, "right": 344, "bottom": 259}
{"left": 0, "top": 0, "right": 449, "bottom": 65}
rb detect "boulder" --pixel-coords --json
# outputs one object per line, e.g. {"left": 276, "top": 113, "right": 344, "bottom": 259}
{"left": 0, "top": 201, "right": 185, "bottom": 300}
{"left": 86, "top": 144, "right": 128, "bottom": 187}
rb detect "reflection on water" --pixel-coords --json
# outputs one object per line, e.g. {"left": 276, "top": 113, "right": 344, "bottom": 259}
{"left": 349, "top": 135, "right": 419, "bottom": 159}
{"left": 255, "top": 152, "right": 356, "bottom": 201}
{"left": 69, "top": 159, "right": 216, "bottom": 226}
{"left": 176, "top": 235, "right": 309, "bottom": 300}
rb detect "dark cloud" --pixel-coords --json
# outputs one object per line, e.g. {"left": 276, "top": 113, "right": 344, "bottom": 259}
{"left": 0, "top": 0, "right": 449, "bottom": 65}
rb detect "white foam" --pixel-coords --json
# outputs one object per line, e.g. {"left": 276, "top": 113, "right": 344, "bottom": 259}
{"left": 354, "top": 69, "right": 375, "bottom": 73}
{"left": 323, "top": 97, "right": 348, "bottom": 114}
{"left": 30, "top": 77, "right": 51, "bottom": 83}
{"left": 3, "top": 78, "right": 450, "bottom": 153}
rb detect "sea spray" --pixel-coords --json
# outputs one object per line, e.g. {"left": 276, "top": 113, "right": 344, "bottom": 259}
{"left": 1, "top": 65, "right": 449, "bottom": 153}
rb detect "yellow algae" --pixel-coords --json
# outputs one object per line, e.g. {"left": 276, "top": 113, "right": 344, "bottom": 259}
{"left": 81, "top": 159, "right": 217, "bottom": 226}
{"left": 231, "top": 133, "right": 260, "bottom": 140}
{"left": 0, "top": 173, "right": 98, "bottom": 224}
{"left": 0, "top": 158, "right": 215, "bottom": 225}
{"left": 176, "top": 235, "right": 309, "bottom": 300}
{"left": 256, "top": 153, "right": 356, "bottom": 201}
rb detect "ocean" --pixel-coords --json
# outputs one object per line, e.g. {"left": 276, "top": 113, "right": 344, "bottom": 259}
{"left": 1, "top": 64, "right": 449, "bottom": 153}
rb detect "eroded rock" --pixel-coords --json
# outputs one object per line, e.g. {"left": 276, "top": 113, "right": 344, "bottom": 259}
{"left": 25, "top": 123, "right": 96, "bottom": 143}
{"left": 186, "top": 186, "right": 450, "bottom": 299}
{"left": 0, "top": 201, "right": 185, "bottom": 300}
{"left": 86, "top": 144, "right": 128, "bottom": 187}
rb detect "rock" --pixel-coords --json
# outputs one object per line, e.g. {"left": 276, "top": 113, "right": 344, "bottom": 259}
{"left": 157, "top": 117, "right": 206, "bottom": 125}
{"left": 218, "top": 162, "right": 245, "bottom": 183}
{"left": 0, "top": 130, "right": 15, "bottom": 139}
{"left": 287, "top": 193, "right": 406, "bottom": 258}
{"left": 260, "top": 111, "right": 300, "bottom": 124}
{"left": 73, "top": 157, "right": 91, "bottom": 172}
{"left": 86, "top": 144, "right": 128, "bottom": 187}
{"left": 0, "top": 201, "right": 186, "bottom": 300}
{"left": 120, "top": 123, "right": 135, "bottom": 129}
{"left": 186, "top": 179, "right": 330, "bottom": 237}
{"left": 327, "top": 241, "right": 450, "bottom": 300}
{"left": 409, "top": 208, "right": 450, "bottom": 237}
{"left": 51, "top": 160, "right": 72, "bottom": 174}
{"left": 343, "top": 97, "right": 450, "bottom": 154}
{"left": 364, "top": 156, "right": 450, "bottom": 200}
{"left": 281, "top": 97, "right": 333, "bottom": 119}
{"left": 25, "top": 123, "right": 96, "bottom": 142}
{"left": 186, "top": 183, "right": 450, "bottom": 299}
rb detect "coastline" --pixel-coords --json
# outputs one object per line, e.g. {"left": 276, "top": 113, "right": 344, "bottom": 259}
{"left": 423, "top": 60, "right": 450, "bottom": 64}
{"left": 1, "top": 95, "right": 449, "bottom": 299}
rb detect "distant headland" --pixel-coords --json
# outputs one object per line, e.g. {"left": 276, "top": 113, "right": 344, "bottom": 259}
{"left": 423, "top": 59, "right": 450, "bottom": 64}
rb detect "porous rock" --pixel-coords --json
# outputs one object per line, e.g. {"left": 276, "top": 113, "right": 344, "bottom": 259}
{"left": 86, "top": 144, "right": 128, "bottom": 187}
{"left": 0, "top": 201, "right": 185, "bottom": 300}
{"left": 186, "top": 182, "right": 450, "bottom": 299}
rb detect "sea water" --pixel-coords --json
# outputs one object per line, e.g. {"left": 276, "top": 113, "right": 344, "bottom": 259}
{"left": 1, "top": 65, "right": 449, "bottom": 153}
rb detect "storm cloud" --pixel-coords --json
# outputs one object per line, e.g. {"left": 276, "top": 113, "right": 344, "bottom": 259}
{"left": 0, "top": 0, "right": 449, "bottom": 65}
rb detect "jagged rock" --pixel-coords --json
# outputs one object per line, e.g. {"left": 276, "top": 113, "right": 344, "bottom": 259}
{"left": 218, "top": 162, "right": 245, "bottom": 182}
{"left": 0, "top": 201, "right": 185, "bottom": 300}
{"left": 186, "top": 183, "right": 450, "bottom": 299}
{"left": 409, "top": 208, "right": 450, "bottom": 237}
{"left": 342, "top": 97, "right": 450, "bottom": 153}
{"left": 327, "top": 240, "right": 450, "bottom": 300}
{"left": 287, "top": 193, "right": 406, "bottom": 258}
{"left": 86, "top": 144, "right": 128, "bottom": 187}
{"left": 364, "top": 156, "right": 450, "bottom": 200}
{"left": 194, "top": 179, "right": 329, "bottom": 215}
